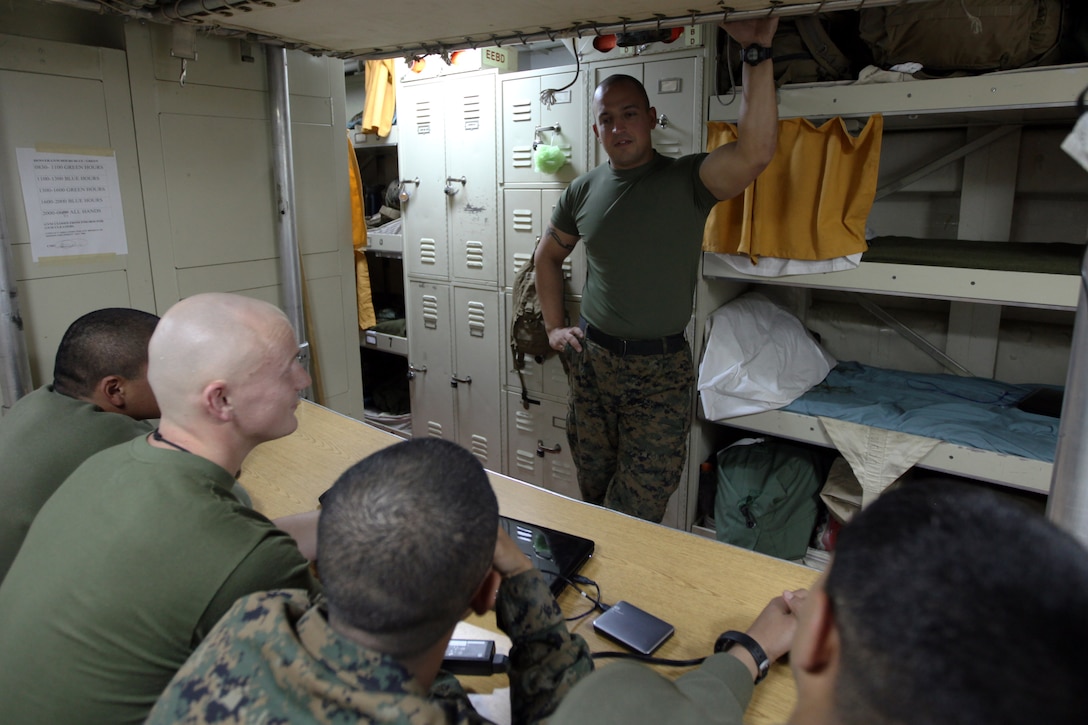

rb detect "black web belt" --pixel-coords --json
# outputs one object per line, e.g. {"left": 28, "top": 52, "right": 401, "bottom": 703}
{"left": 581, "top": 320, "right": 686, "bottom": 357}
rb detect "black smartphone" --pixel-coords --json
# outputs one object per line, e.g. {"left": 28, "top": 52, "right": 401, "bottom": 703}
{"left": 592, "top": 600, "right": 675, "bottom": 655}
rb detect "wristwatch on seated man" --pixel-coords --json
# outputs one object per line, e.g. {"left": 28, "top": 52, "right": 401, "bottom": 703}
{"left": 714, "top": 629, "right": 771, "bottom": 683}
{"left": 741, "top": 43, "right": 774, "bottom": 66}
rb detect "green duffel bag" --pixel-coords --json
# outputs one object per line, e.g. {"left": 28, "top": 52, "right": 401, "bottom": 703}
{"left": 714, "top": 438, "right": 830, "bottom": 561}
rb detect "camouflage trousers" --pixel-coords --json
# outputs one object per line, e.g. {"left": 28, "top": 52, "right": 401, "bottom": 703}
{"left": 563, "top": 337, "right": 694, "bottom": 523}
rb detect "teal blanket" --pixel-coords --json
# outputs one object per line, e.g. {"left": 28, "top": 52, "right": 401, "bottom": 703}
{"left": 785, "top": 362, "right": 1059, "bottom": 462}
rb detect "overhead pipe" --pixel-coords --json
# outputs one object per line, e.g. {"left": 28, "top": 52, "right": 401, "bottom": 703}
{"left": 0, "top": 175, "right": 33, "bottom": 411}
{"left": 265, "top": 44, "right": 313, "bottom": 401}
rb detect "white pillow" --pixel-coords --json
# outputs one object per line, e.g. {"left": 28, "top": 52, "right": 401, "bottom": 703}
{"left": 698, "top": 292, "right": 836, "bottom": 421}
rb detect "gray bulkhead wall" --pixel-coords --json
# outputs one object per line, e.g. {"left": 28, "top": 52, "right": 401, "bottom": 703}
{"left": 0, "top": 0, "right": 362, "bottom": 417}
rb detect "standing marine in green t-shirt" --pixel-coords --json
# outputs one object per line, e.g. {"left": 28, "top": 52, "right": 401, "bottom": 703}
{"left": 535, "top": 18, "right": 781, "bottom": 523}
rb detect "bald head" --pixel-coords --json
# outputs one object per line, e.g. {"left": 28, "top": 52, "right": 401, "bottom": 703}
{"left": 148, "top": 294, "right": 308, "bottom": 435}
{"left": 593, "top": 74, "right": 650, "bottom": 111}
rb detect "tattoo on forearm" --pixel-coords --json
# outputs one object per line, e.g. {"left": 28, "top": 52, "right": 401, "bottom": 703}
{"left": 548, "top": 229, "right": 576, "bottom": 251}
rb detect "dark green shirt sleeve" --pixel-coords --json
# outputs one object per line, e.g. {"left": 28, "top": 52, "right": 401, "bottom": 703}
{"left": 548, "top": 653, "right": 754, "bottom": 725}
{"left": 194, "top": 530, "right": 319, "bottom": 644}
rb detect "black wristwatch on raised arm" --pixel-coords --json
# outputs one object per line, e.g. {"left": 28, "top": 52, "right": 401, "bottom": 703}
{"left": 715, "top": 630, "right": 771, "bottom": 683}
{"left": 741, "top": 43, "right": 774, "bottom": 66}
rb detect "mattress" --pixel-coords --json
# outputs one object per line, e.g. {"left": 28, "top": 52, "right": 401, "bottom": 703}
{"left": 783, "top": 361, "right": 1061, "bottom": 462}
{"left": 863, "top": 236, "right": 1084, "bottom": 275}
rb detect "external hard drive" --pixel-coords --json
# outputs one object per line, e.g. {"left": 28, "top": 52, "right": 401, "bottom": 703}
{"left": 592, "top": 600, "right": 675, "bottom": 655}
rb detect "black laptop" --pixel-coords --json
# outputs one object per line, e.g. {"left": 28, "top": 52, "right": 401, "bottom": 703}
{"left": 500, "top": 515, "right": 595, "bottom": 596}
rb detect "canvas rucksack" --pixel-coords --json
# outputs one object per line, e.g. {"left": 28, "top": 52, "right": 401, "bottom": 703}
{"left": 718, "top": 13, "right": 860, "bottom": 92}
{"left": 858, "top": 0, "right": 1067, "bottom": 75}
{"left": 510, "top": 249, "right": 558, "bottom": 409}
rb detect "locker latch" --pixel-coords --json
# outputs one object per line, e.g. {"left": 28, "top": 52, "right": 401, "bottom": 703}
{"left": 536, "top": 441, "right": 562, "bottom": 458}
{"left": 533, "top": 123, "right": 561, "bottom": 150}
{"left": 444, "top": 177, "right": 466, "bottom": 196}
{"left": 397, "top": 177, "right": 420, "bottom": 203}
{"left": 170, "top": 25, "right": 199, "bottom": 88}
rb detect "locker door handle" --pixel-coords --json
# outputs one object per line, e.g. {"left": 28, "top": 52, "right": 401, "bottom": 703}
{"left": 444, "top": 176, "right": 466, "bottom": 195}
{"left": 407, "top": 364, "right": 427, "bottom": 379}
{"left": 533, "top": 123, "right": 561, "bottom": 149}
{"left": 536, "top": 441, "right": 562, "bottom": 457}
{"left": 397, "top": 177, "right": 420, "bottom": 202}
{"left": 450, "top": 375, "right": 472, "bottom": 387}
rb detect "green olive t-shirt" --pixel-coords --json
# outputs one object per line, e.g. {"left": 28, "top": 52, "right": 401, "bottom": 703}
{"left": 551, "top": 152, "right": 718, "bottom": 339}
{"left": 0, "top": 436, "right": 318, "bottom": 725}
{"left": 0, "top": 385, "right": 152, "bottom": 582}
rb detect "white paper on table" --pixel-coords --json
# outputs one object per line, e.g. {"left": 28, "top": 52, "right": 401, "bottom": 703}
{"left": 453, "top": 621, "right": 513, "bottom": 725}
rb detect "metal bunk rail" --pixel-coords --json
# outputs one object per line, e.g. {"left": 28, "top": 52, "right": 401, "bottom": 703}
{"left": 1049, "top": 263, "right": 1088, "bottom": 547}
{"left": 1048, "top": 88, "right": 1088, "bottom": 546}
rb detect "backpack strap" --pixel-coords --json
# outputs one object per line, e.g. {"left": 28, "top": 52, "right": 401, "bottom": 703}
{"left": 511, "top": 348, "right": 541, "bottom": 409}
{"left": 794, "top": 15, "right": 852, "bottom": 80}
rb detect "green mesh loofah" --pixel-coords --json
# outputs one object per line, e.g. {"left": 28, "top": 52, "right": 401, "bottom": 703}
{"left": 533, "top": 144, "right": 567, "bottom": 174}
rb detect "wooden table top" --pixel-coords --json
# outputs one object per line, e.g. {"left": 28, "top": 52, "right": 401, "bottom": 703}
{"left": 241, "top": 401, "right": 819, "bottom": 725}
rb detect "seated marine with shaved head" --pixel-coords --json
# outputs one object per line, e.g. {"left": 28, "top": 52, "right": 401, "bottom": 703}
{"left": 0, "top": 293, "right": 321, "bottom": 725}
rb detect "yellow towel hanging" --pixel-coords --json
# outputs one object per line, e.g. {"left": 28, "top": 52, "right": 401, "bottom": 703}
{"left": 703, "top": 115, "right": 884, "bottom": 263}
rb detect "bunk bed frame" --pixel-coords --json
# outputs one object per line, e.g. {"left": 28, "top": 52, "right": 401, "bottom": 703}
{"left": 703, "top": 58, "right": 1088, "bottom": 541}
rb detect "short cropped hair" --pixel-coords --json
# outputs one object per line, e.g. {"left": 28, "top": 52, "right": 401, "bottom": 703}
{"left": 318, "top": 438, "right": 499, "bottom": 657}
{"left": 53, "top": 308, "right": 160, "bottom": 399}
{"left": 827, "top": 481, "right": 1088, "bottom": 725}
{"left": 594, "top": 73, "right": 651, "bottom": 109}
